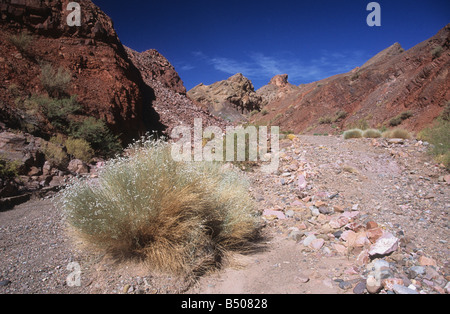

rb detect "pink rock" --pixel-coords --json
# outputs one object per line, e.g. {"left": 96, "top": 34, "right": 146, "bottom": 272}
{"left": 342, "top": 211, "right": 360, "bottom": 219}
{"left": 310, "top": 238, "right": 325, "bottom": 250}
{"left": 369, "top": 233, "right": 399, "bottom": 257}
{"left": 356, "top": 249, "right": 370, "bottom": 266}
{"left": 263, "top": 209, "right": 286, "bottom": 220}
{"left": 332, "top": 244, "right": 347, "bottom": 255}
{"left": 298, "top": 175, "right": 307, "bottom": 191}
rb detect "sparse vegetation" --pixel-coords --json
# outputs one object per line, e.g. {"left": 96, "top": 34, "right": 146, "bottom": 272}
{"left": 261, "top": 109, "right": 268, "bottom": 116}
{"left": 64, "top": 137, "right": 94, "bottom": 163}
{"left": 418, "top": 105, "right": 450, "bottom": 169}
{"left": 31, "top": 95, "right": 80, "bottom": 132}
{"left": 389, "top": 111, "right": 413, "bottom": 127}
{"left": 318, "top": 110, "right": 348, "bottom": 125}
{"left": 349, "top": 118, "right": 369, "bottom": 131}
{"left": 431, "top": 45, "right": 443, "bottom": 59}
{"left": 0, "top": 156, "right": 20, "bottom": 179}
{"left": 343, "top": 129, "right": 363, "bottom": 139}
{"left": 40, "top": 63, "right": 72, "bottom": 98}
{"left": 57, "top": 138, "right": 260, "bottom": 276}
{"left": 9, "top": 31, "right": 33, "bottom": 54}
{"left": 70, "top": 117, "right": 122, "bottom": 157}
{"left": 40, "top": 141, "right": 69, "bottom": 168}
{"left": 382, "top": 128, "right": 412, "bottom": 140}
{"left": 363, "top": 129, "right": 382, "bottom": 138}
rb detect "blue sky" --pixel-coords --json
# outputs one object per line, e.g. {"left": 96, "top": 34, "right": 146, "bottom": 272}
{"left": 92, "top": 0, "right": 449, "bottom": 90}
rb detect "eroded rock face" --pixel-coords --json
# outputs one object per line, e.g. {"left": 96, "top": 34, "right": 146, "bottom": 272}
{"left": 188, "top": 73, "right": 264, "bottom": 122}
{"left": 0, "top": 0, "right": 162, "bottom": 144}
{"left": 125, "top": 48, "right": 187, "bottom": 95}
{"left": 126, "top": 47, "right": 229, "bottom": 137}
{"left": 252, "top": 24, "right": 450, "bottom": 133}
{"left": 256, "top": 74, "right": 299, "bottom": 106}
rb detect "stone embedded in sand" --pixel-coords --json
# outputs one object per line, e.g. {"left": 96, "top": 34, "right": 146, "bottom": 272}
{"left": 369, "top": 233, "right": 399, "bottom": 257}
{"left": 263, "top": 209, "right": 286, "bottom": 220}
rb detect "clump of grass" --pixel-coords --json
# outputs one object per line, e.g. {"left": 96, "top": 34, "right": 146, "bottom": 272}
{"left": 57, "top": 138, "right": 260, "bottom": 277}
{"left": 343, "top": 129, "right": 363, "bottom": 139}
{"left": 40, "top": 63, "right": 72, "bottom": 98}
{"left": 382, "top": 128, "right": 412, "bottom": 139}
{"left": 9, "top": 31, "right": 33, "bottom": 54}
{"left": 431, "top": 46, "right": 443, "bottom": 59}
{"left": 363, "top": 129, "right": 382, "bottom": 138}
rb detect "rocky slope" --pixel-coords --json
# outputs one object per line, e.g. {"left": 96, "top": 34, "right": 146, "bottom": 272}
{"left": 256, "top": 74, "right": 300, "bottom": 106}
{"left": 251, "top": 24, "right": 450, "bottom": 134}
{"left": 125, "top": 47, "right": 228, "bottom": 137}
{"left": 188, "top": 73, "right": 264, "bottom": 122}
{"left": 0, "top": 0, "right": 163, "bottom": 144}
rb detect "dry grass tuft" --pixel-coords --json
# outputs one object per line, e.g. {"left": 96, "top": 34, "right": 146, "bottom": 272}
{"left": 382, "top": 128, "right": 412, "bottom": 140}
{"left": 56, "top": 138, "right": 260, "bottom": 277}
{"left": 363, "top": 129, "right": 382, "bottom": 138}
{"left": 343, "top": 129, "right": 363, "bottom": 139}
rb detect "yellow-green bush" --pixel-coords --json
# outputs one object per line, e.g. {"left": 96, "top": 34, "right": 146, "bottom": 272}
{"left": 343, "top": 129, "right": 363, "bottom": 139}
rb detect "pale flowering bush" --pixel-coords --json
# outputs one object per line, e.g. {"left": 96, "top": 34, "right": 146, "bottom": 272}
{"left": 56, "top": 137, "right": 260, "bottom": 276}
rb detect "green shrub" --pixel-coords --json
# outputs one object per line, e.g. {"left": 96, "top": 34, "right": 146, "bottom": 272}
{"left": 70, "top": 117, "right": 122, "bottom": 157}
{"left": 9, "top": 32, "right": 33, "bottom": 53}
{"left": 441, "top": 101, "right": 450, "bottom": 122}
{"left": 57, "top": 139, "right": 260, "bottom": 276}
{"left": 261, "top": 109, "right": 268, "bottom": 116}
{"left": 31, "top": 95, "right": 80, "bottom": 132}
{"left": 40, "top": 63, "right": 72, "bottom": 98}
{"left": 363, "top": 129, "right": 382, "bottom": 138}
{"left": 431, "top": 46, "right": 443, "bottom": 59}
{"left": 0, "top": 156, "right": 20, "bottom": 179}
{"left": 343, "top": 129, "right": 363, "bottom": 139}
{"left": 419, "top": 117, "right": 450, "bottom": 169}
{"left": 65, "top": 137, "right": 94, "bottom": 163}
{"left": 40, "top": 141, "right": 69, "bottom": 168}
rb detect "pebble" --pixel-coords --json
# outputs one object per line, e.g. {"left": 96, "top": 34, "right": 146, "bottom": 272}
{"left": 0, "top": 280, "right": 11, "bottom": 287}
{"left": 353, "top": 281, "right": 367, "bottom": 294}
{"left": 338, "top": 281, "right": 353, "bottom": 290}
{"left": 303, "top": 234, "right": 317, "bottom": 247}
{"left": 393, "top": 284, "right": 419, "bottom": 295}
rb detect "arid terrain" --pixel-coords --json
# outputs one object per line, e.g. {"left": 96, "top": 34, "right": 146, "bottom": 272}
{"left": 1, "top": 135, "right": 448, "bottom": 294}
{"left": 0, "top": 0, "right": 448, "bottom": 295}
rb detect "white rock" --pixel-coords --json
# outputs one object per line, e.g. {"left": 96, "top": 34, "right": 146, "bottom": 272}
{"left": 369, "top": 233, "right": 399, "bottom": 257}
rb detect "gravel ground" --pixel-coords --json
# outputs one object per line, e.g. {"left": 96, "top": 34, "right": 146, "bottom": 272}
{"left": 1, "top": 135, "right": 448, "bottom": 294}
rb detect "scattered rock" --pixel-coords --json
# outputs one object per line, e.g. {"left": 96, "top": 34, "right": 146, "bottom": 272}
{"left": 368, "top": 233, "right": 399, "bottom": 257}
{"left": 393, "top": 284, "right": 419, "bottom": 295}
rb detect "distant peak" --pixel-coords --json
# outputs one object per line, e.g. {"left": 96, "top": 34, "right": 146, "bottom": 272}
{"left": 269, "top": 74, "right": 289, "bottom": 87}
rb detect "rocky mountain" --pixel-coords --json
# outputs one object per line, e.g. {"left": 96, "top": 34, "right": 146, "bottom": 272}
{"left": 0, "top": 0, "right": 228, "bottom": 201}
{"left": 125, "top": 47, "right": 228, "bottom": 136}
{"left": 0, "top": 0, "right": 165, "bottom": 144}
{"left": 256, "top": 74, "right": 300, "bottom": 107}
{"left": 188, "top": 73, "right": 264, "bottom": 122}
{"left": 251, "top": 24, "right": 450, "bottom": 134}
